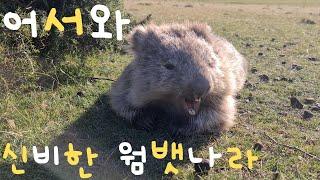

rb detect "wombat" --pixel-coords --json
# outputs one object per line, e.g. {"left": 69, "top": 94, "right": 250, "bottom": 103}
{"left": 110, "top": 23, "right": 247, "bottom": 136}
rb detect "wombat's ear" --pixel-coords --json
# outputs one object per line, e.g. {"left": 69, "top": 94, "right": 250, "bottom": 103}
{"left": 188, "top": 23, "right": 213, "bottom": 42}
{"left": 128, "top": 25, "right": 148, "bottom": 54}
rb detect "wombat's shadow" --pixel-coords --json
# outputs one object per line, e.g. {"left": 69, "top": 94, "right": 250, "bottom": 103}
{"left": 43, "top": 94, "right": 218, "bottom": 180}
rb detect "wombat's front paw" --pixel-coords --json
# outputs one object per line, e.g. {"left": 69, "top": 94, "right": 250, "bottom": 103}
{"left": 132, "top": 116, "right": 156, "bottom": 132}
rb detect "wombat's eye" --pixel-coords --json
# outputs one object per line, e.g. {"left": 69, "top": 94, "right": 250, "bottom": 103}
{"left": 163, "top": 63, "right": 175, "bottom": 70}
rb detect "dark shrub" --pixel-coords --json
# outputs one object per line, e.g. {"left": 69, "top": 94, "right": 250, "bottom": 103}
{"left": 0, "top": 0, "right": 135, "bottom": 92}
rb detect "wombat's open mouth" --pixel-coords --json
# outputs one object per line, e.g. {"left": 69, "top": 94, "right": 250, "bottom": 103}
{"left": 183, "top": 98, "right": 201, "bottom": 116}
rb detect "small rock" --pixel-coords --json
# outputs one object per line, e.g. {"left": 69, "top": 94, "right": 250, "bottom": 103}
{"left": 76, "top": 91, "right": 85, "bottom": 97}
{"left": 302, "top": 110, "right": 313, "bottom": 120}
{"left": 279, "top": 54, "right": 285, "bottom": 57}
{"left": 311, "top": 107, "right": 320, "bottom": 112}
{"left": 291, "top": 64, "right": 303, "bottom": 71}
{"left": 258, "top": 52, "right": 264, "bottom": 56}
{"left": 308, "top": 57, "right": 319, "bottom": 61}
{"left": 247, "top": 93, "right": 253, "bottom": 101}
{"left": 245, "top": 81, "right": 256, "bottom": 90}
{"left": 290, "top": 97, "right": 303, "bottom": 109}
{"left": 304, "top": 98, "right": 316, "bottom": 104}
{"left": 251, "top": 67, "right": 258, "bottom": 74}
{"left": 137, "top": 2, "right": 152, "bottom": 6}
{"left": 305, "top": 139, "right": 315, "bottom": 145}
{"left": 273, "top": 77, "right": 282, "bottom": 81}
{"left": 259, "top": 74, "right": 269, "bottom": 83}
{"left": 301, "top": 18, "right": 316, "bottom": 24}
{"left": 290, "top": 42, "right": 297, "bottom": 46}
{"left": 284, "top": 42, "right": 297, "bottom": 47}
{"left": 271, "top": 38, "right": 276, "bottom": 42}
{"left": 259, "top": 45, "right": 264, "bottom": 48}
{"left": 245, "top": 43, "right": 252, "bottom": 48}
{"left": 274, "top": 77, "right": 291, "bottom": 82}
{"left": 281, "top": 61, "right": 287, "bottom": 65}
{"left": 278, "top": 112, "right": 288, "bottom": 116}
{"left": 280, "top": 77, "right": 288, "bottom": 81}
{"left": 272, "top": 166, "right": 278, "bottom": 172}
{"left": 194, "top": 159, "right": 210, "bottom": 175}
{"left": 253, "top": 142, "right": 264, "bottom": 151}
{"left": 310, "top": 103, "right": 320, "bottom": 112}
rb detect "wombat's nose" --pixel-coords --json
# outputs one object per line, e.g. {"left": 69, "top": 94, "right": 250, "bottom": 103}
{"left": 190, "top": 76, "right": 211, "bottom": 98}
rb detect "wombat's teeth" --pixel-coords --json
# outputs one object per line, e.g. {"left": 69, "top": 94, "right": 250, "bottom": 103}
{"left": 188, "top": 108, "right": 196, "bottom": 116}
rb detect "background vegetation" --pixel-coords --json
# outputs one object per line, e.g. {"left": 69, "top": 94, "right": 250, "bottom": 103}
{"left": 0, "top": 0, "right": 134, "bottom": 94}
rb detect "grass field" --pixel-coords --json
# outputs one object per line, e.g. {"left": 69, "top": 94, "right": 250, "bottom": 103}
{"left": 0, "top": 0, "right": 320, "bottom": 179}
{"left": 177, "top": 0, "right": 320, "bottom": 5}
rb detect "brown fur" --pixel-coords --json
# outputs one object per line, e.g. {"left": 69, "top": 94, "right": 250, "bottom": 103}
{"left": 109, "top": 23, "right": 248, "bottom": 136}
